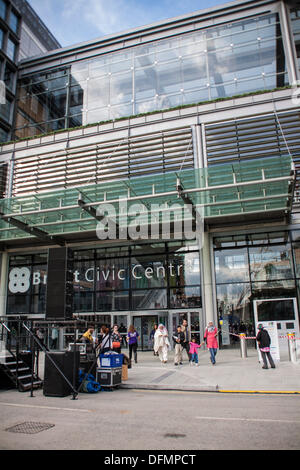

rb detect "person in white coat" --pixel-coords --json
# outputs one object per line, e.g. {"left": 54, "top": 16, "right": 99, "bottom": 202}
{"left": 154, "top": 324, "right": 171, "bottom": 364}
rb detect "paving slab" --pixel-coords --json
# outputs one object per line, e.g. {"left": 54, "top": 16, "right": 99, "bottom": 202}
{"left": 120, "top": 348, "right": 300, "bottom": 394}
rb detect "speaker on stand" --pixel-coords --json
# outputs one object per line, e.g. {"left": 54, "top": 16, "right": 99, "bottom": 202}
{"left": 45, "top": 247, "right": 74, "bottom": 320}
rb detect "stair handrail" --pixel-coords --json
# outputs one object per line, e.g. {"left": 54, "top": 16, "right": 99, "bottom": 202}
{"left": 0, "top": 323, "right": 22, "bottom": 388}
{"left": 22, "top": 322, "right": 78, "bottom": 400}
{"left": 0, "top": 322, "right": 11, "bottom": 333}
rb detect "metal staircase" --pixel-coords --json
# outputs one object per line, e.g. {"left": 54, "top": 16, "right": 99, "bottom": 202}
{"left": 0, "top": 323, "right": 43, "bottom": 392}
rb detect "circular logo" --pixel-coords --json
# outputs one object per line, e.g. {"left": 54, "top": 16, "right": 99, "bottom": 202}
{"left": 8, "top": 267, "right": 31, "bottom": 293}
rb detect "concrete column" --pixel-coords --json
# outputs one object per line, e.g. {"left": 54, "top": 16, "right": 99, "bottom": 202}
{"left": 168, "top": 311, "right": 173, "bottom": 348}
{"left": 201, "top": 232, "right": 215, "bottom": 326}
{"left": 0, "top": 252, "right": 8, "bottom": 316}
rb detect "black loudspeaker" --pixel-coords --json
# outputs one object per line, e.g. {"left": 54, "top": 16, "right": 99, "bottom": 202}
{"left": 43, "top": 351, "right": 79, "bottom": 397}
{"left": 46, "top": 247, "right": 74, "bottom": 319}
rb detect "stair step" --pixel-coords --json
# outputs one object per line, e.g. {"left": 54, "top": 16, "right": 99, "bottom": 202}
{"left": 20, "top": 381, "right": 43, "bottom": 391}
{"left": 2, "top": 360, "right": 26, "bottom": 365}
{"left": 18, "top": 374, "right": 35, "bottom": 380}
{"left": 5, "top": 361, "right": 26, "bottom": 367}
{"left": 10, "top": 368, "right": 30, "bottom": 373}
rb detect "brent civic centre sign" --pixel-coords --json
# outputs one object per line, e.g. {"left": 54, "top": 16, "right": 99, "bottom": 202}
{"left": 8, "top": 260, "right": 198, "bottom": 294}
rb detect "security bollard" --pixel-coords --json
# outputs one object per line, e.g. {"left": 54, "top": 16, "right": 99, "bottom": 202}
{"left": 287, "top": 333, "right": 297, "bottom": 363}
{"left": 240, "top": 333, "right": 247, "bottom": 358}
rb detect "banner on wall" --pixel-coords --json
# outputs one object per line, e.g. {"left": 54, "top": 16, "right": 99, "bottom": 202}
{"left": 255, "top": 321, "right": 280, "bottom": 362}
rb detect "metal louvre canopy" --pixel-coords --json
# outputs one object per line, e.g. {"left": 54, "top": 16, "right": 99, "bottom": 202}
{"left": 0, "top": 155, "right": 295, "bottom": 245}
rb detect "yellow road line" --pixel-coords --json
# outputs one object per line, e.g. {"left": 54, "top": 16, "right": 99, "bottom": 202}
{"left": 218, "top": 390, "right": 300, "bottom": 394}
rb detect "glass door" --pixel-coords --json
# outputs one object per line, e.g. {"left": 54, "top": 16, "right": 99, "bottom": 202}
{"left": 133, "top": 315, "right": 159, "bottom": 351}
{"left": 190, "top": 311, "right": 202, "bottom": 343}
{"left": 171, "top": 312, "right": 188, "bottom": 334}
{"left": 253, "top": 298, "right": 300, "bottom": 357}
{"left": 169, "top": 310, "right": 203, "bottom": 343}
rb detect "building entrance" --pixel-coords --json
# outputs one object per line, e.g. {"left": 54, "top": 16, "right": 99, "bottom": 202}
{"left": 133, "top": 314, "right": 161, "bottom": 351}
{"left": 169, "top": 310, "right": 203, "bottom": 343}
{"left": 253, "top": 298, "right": 300, "bottom": 357}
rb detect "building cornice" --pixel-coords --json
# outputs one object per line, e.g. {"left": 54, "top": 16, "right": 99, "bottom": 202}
{"left": 17, "top": 0, "right": 278, "bottom": 72}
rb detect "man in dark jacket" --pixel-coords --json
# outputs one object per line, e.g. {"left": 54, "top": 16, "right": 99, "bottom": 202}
{"left": 256, "top": 324, "right": 276, "bottom": 369}
{"left": 181, "top": 319, "right": 191, "bottom": 361}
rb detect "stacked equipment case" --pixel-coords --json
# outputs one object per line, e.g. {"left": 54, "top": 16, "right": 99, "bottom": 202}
{"left": 96, "top": 354, "right": 123, "bottom": 390}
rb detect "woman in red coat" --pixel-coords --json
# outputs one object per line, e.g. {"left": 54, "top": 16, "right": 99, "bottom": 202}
{"left": 204, "top": 322, "right": 219, "bottom": 365}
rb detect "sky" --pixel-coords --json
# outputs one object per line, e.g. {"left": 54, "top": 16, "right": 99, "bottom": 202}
{"left": 27, "top": 0, "right": 229, "bottom": 48}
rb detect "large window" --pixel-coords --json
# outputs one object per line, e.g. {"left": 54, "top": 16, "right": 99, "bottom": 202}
{"left": 290, "top": 7, "right": 300, "bottom": 73}
{"left": 214, "top": 231, "right": 298, "bottom": 347}
{"left": 6, "top": 254, "right": 47, "bottom": 315}
{"left": 0, "top": 28, "right": 4, "bottom": 49}
{"left": 9, "top": 10, "right": 19, "bottom": 35}
{"left": 0, "top": 0, "right": 6, "bottom": 20}
{"left": 6, "top": 38, "right": 16, "bottom": 61}
{"left": 6, "top": 242, "right": 201, "bottom": 315}
{"left": 73, "top": 241, "right": 201, "bottom": 312}
{"left": 15, "top": 12, "right": 288, "bottom": 139}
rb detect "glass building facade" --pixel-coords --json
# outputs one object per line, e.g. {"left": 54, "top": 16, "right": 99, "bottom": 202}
{"left": 15, "top": 12, "right": 289, "bottom": 140}
{"left": 0, "top": 0, "right": 61, "bottom": 144}
{"left": 1, "top": 0, "right": 300, "bottom": 352}
{"left": 214, "top": 230, "right": 300, "bottom": 346}
{"left": 291, "top": 7, "right": 300, "bottom": 73}
{"left": 6, "top": 240, "right": 201, "bottom": 315}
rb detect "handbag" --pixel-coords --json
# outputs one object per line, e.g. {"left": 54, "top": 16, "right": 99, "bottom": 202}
{"left": 112, "top": 341, "right": 121, "bottom": 349}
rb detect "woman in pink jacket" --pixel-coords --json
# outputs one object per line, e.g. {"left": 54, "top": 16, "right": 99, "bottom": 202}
{"left": 204, "top": 322, "right": 219, "bottom": 365}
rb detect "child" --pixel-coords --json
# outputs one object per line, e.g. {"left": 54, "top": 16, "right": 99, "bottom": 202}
{"left": 189, "top": 337, "right": 201, "bottom": 366}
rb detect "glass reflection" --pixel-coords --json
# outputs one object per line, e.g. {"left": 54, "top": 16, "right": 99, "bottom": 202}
{"left": 132, "top": 289, "right": 167, "bottom": 309}
{"left": 96, "top": 291, "right": 129, "bottom": 311}
{"left": 16, "top": 13, "right": 287, "bottom": 138}
{"left": 216, "top": 282, "right": 253, "bottom": 345}
{"left": 249, "top": 244, "right": 293, "bottom": 281}
{"left": 215, "top": 248, "right": 249, "bottom": 283}
{"left": 251, "top": 280, "right": 296, "bottom": 299}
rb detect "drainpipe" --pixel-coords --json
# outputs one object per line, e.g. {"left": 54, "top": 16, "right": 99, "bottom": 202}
{"left": 0, "top": 252, "right": 8, "bottom": 316}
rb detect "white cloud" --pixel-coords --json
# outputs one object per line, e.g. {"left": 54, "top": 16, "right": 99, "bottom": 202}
{"left": 28, "top": 0, "right": 227, "bottom": 47}
{"left": 73, "top": 0, "right": 152, "bottom": 36}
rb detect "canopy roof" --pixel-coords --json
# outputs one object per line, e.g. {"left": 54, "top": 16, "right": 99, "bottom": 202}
{"left": 0, "top": 155, "right": 294, "bottom": 247}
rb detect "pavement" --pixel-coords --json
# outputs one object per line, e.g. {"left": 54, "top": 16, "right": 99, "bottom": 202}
{"left": 119, "top": 347, "right": 300, "bottom": 394}
{"left": 4, "top": 345, "right": 300, "bottom": 396}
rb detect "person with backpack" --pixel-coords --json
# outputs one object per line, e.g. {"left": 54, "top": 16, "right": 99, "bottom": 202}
{"left": 98, "top": 325, "right": 112, "bottom": 353}
{"left": 256, "top": 324, "right": 276, "bottom": 369}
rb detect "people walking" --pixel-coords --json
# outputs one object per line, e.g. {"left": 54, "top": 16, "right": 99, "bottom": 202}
{"left": 150, "top": 324, "right": 158, "bottom": 356}
{"left": 127, "top": 325, "right": 139, "bottom": 364}
{"left": 172, "top": 325, "right": 185, "bottom": 365}
{"left": 204, "top": 321, "right": 219, "bottom": 365}
{"left": 119, "top": 323, "right": 127, "bottom": 347}
{"left": 111, "top": 324, "right": 122, "bottom": 354}
{"left": 181, "top": 319, "right": 191, "bottom": 361}
{"left": 154, "top": 324, "right": 171, "bottom": 364}
{"left": 189, "top": 336, "right": 202, "bottom": 366}
{"left": 256, "top": 324, "right": 276, "bottom": 369}
{"left": 98, "top": 325, "right": 112, "bottom": 354}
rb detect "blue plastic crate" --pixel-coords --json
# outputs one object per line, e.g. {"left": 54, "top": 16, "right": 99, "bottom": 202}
{"left": 99, "top": 354, "right": 123, "bottom": 368}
